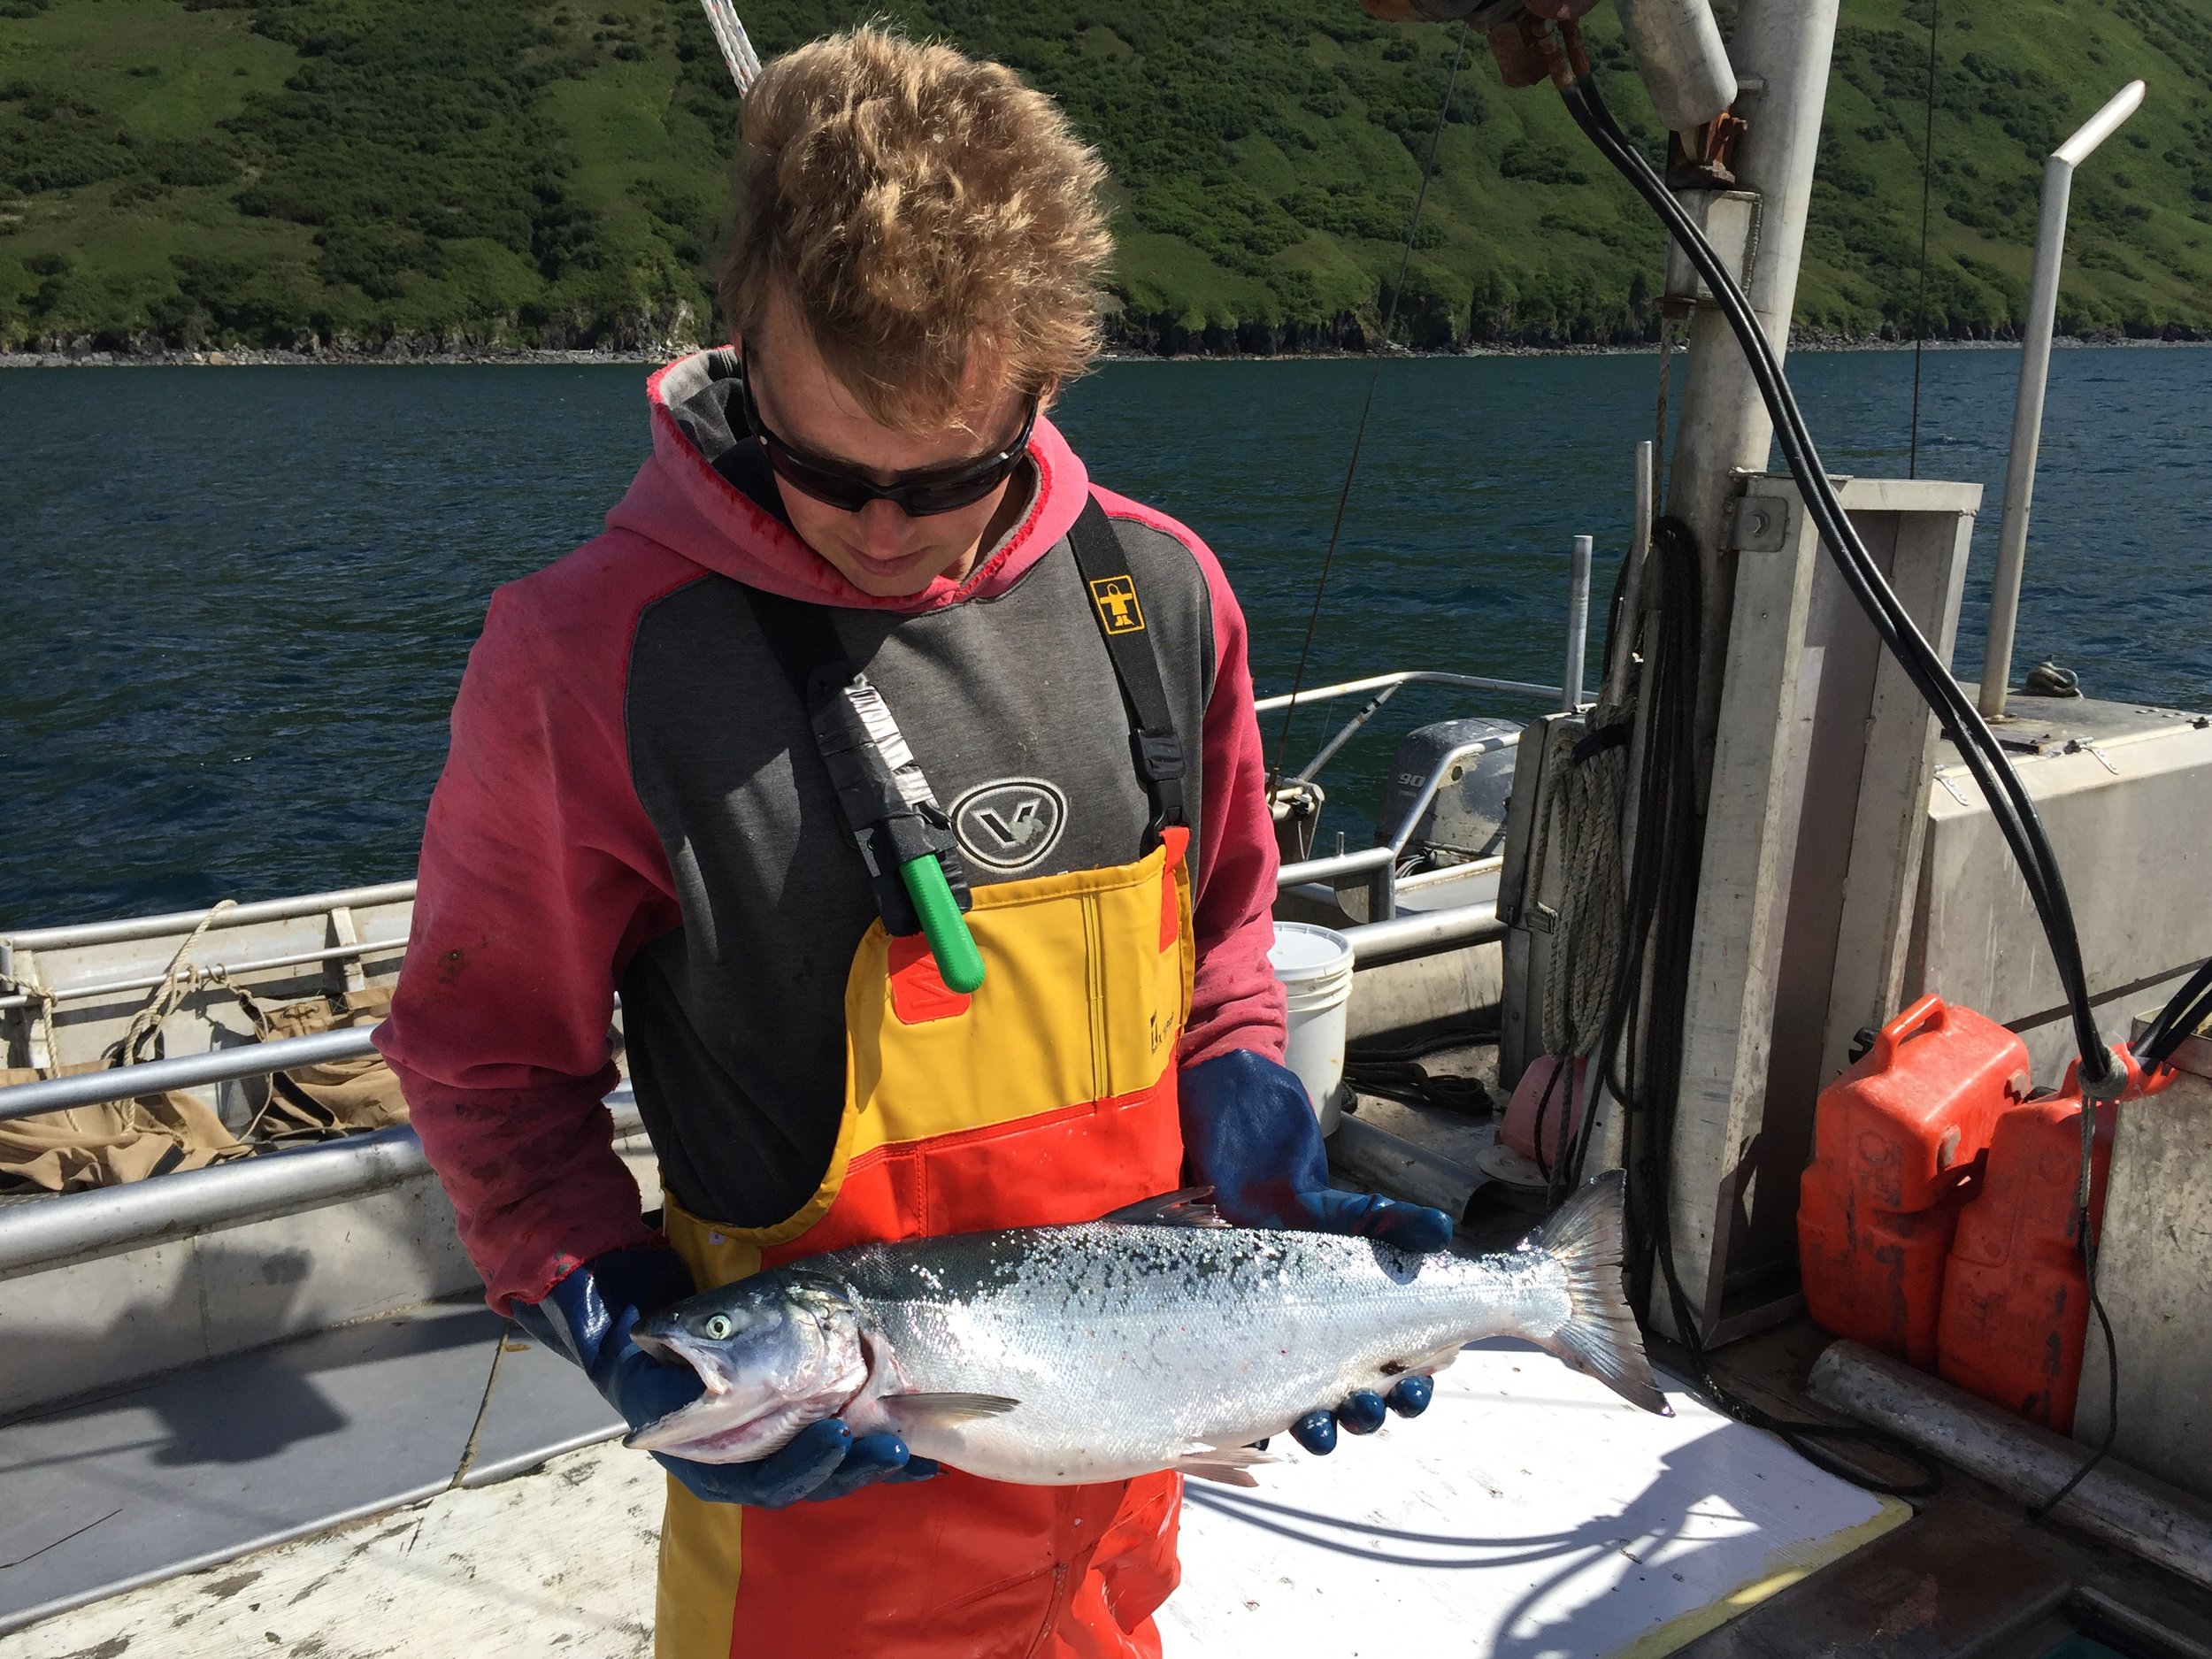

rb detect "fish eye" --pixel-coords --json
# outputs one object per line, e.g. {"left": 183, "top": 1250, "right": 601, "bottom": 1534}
{"left": 703, "top": 1314, "right": 733, "bottom": 1340}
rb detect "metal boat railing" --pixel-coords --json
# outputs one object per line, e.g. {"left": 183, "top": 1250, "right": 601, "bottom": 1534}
{"left": 0, "top": 1091, "right": 648, "bottom": 1278}
{"left": 0, "top": 896, "right": 1503, "bottom": 1273}
{"left": 1980, "top": 80, "right": 2147, "bottom": 720}
{"left": 0, "top": 891, "right": 1505, "bottom": 1131}
{"left": 0, "top": 881, "right": 418, "bottom": 1011}
{"left": 0, "top": 881, "right": 419, "bottom": 955}
{"left": 1256, "top": 669, "right": 1570, "bottom": 788}
{"left": 0, "top": 1027, "right": 380, "bottom": 1120}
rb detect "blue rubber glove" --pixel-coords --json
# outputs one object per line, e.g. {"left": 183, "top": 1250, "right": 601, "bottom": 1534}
{"left": 1180, "top": 1049, "right": 1452, "bottom": 1455}
{"left": 511, "top": 1244, "right": 937, "bottom": 1506}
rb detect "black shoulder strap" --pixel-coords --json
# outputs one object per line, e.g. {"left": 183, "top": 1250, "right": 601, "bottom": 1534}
{"left": 739, "top": 584, "right": 966, "bottom": 937}
{"left": 1065, "top": 497, "right": 1188, "bottom": 841}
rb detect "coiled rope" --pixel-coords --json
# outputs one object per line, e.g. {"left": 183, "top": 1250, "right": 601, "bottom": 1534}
{"left": 108, "top": 899, "right": 238, "bottom": 1069}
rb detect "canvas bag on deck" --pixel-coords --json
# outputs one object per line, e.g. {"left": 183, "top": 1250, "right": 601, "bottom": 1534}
{"left": 0, "top": 987, "right": 408, "bottom": 1191}
{"left": 234, "top": 986, "right": 409, "bottom": 1138}
{"left": 0, "top": 1062, "right": 245, "bottom": 1192}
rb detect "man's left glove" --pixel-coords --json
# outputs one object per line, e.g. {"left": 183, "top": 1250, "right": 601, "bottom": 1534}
{"left": 511, "top": 1243, "right": 938, "bottom": 1507}
{"left": 1180, "top": 1048, "right": 1451, "bottom": 1455}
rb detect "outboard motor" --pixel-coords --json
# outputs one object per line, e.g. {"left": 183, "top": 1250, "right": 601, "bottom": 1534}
{"left": 1376, "top": 717, "right": 1521, "bottom": 865}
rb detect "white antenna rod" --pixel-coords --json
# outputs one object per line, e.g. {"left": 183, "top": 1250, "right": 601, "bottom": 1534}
{"left": 698, "top": 0, "right": 762, "bottom": 94}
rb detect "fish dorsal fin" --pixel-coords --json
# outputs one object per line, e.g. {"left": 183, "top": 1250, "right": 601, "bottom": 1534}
{"left": 1098, "top": 1187, "right": 1228, "bottom": 1228}
{"left": 879, "top": 1392, "right": 1020, "bottom": 1432}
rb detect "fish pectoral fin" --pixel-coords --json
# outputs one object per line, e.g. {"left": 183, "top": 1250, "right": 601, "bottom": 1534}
{"left": 1177, "top": 1462, "right": 1263, "bottom": 1488}
{"left": 1097, "top": 1187, "right": 1228, "bottom": 1229}
{"left": 1392, "top": 1343, "right": 1466, "bottom": 1379}
{"left": 1171, "top": 1443, "right": 1278, "bottom": 1488}
{"left": 879, "top": 1392, "right": 1021, "bottom": 1431}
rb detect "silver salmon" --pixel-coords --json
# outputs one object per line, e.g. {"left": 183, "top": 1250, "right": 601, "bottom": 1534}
{"left": 628, "top": 1170, "right": 1666, "bottom": 1486}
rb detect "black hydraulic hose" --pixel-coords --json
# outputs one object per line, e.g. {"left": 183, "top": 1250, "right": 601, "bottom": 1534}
{"left": 1562, "top": 73, "right": 2116, "bottom": 1088}
{"left": 1569, "top": 82, "right": 2062, "bottom": 926}
{"left": 2136, "top": 957, "right": 2212, "bottom": 1066}
{"left": 1597, "top": 528, "right": 1941, "bottom": 1500}
{"left": 1572, "top": 75, "right": 2104, "bottom": 1075}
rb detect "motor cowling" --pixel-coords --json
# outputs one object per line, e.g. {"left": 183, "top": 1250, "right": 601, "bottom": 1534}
{"left": 1377, "top": 717, "right": 1521, "bottom": 864}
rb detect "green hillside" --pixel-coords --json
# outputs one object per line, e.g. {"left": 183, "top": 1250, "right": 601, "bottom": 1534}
{"left": 1, "top": 0, "right": 2208, "bottom": 355}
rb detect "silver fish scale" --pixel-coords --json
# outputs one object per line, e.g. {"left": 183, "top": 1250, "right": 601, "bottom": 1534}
{"left": 825, "top": 1223, "right": 1573, "bottom": 1486}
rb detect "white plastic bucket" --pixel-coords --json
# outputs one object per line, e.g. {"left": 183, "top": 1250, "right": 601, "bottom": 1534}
{"left": 1270, "top": 920, "right": 1356, "bottom": 1134}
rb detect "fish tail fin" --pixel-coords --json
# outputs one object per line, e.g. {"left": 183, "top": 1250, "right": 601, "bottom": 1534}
{"left": 1524, "top": 1171, "right": 1671, "bottom": 1417}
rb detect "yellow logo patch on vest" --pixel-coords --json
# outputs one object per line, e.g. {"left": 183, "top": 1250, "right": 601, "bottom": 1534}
{"left": 1088, "top": 575, "right": 1145, "bottom": 634}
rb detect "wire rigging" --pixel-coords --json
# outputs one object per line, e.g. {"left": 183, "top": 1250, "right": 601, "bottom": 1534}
{"left": 1908, "top": 0, "right": 1941, "bottom": 477}
{"left": 1270, "top": 24, "right": 1471, "bottom": 789}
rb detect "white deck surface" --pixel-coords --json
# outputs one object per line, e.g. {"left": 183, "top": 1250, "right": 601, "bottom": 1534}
{"left": 1160, "top": 1341, "right": 1906, "bottom": 1657}
{"left": 0, "top": 1341, "right": 1903, "bottom": 1659}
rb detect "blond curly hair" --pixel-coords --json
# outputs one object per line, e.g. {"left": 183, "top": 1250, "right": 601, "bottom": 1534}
{"left": 719, "top": 27, "right": 1114, "bottom": 433}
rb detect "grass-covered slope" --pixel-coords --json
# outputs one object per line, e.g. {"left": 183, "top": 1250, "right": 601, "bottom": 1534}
{"left": 1, "top": 0, "right": 2207, "bottom": 355}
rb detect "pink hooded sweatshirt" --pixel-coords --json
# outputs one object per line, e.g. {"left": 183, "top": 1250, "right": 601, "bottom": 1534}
{"left": 375, "top": 354, "right": 1286, "bottom": 1311}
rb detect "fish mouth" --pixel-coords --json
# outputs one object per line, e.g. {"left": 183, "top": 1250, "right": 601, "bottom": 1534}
{"left": 631, "top": 1328, "right": 732, "bottom": 1398}
{"left": 626, "top": 1395, "right": 733, "bottom": 1455}
{"left": 623, "top": 1325, "right": 864, "bottom": 1461}
{"left": 625, "top": 1328, "right": 753, "bottom": 1455}
{"left": 625, "top": 1371, "right": 861, "bottom": 1463}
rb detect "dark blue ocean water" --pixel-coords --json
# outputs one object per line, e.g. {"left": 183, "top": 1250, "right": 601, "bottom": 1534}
{"left": 3, "top": 347, "right": 2208, "bottom": 930}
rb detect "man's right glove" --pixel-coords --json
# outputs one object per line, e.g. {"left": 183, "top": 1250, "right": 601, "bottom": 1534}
{"left": 512, "top": 1242, "right": 938, "bottom": 1507}
{"left": 1179, "top": 1050, "right": 1451, "bottom": 1455}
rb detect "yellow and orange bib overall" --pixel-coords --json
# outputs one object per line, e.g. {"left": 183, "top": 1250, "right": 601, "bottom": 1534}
{"left": 654, "top": 502, "right": 1200, "bottom": 1655}
{"left": 657, "top": 820, "right": 1194, "bottom": 1658}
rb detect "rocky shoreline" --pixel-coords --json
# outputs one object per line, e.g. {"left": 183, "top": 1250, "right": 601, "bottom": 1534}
{"left": 1, "top": 329, "right": 2199, "bottom": 371}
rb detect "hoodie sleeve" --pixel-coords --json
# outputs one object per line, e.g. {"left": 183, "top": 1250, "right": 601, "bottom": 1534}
{"left": 374, "top": 536, "right": 689, "bottom": 1315}
{"left": 1095, "top": 493, "right": 1287, "bottom": 1067}
{"left": 1184, "top": 540, "right": 1290, "bottom": 1066}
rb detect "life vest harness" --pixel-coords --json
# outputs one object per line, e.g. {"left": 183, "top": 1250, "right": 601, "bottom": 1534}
{"left": 744, "top": 497, "right": 1190, "bottom": 989}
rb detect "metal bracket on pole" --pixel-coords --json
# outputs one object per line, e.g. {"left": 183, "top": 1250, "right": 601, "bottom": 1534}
{"left": 1722, "top": 491, "right": 1793, "bottom": 552}
{"left": 1979, "top": 79, "right": 2147, "bottom": 721}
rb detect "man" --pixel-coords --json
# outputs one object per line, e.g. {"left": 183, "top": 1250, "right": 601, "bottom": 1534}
{"left": 378, "top": 27, "right": 1447, "bottom": 1659}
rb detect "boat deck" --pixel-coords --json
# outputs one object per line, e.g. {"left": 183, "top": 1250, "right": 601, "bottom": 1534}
{"left": 0, "top": 1317, "right": 1903, "bottom": 1658}
{"left": 5, "top": 1042, "right": 2209, "bottom": 1656}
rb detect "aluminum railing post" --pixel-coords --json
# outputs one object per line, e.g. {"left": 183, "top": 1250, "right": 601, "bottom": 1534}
{"left": 1563, "top": 534, "right": 1594, "bottom": 711}
{"left": 1981, "top": 80, "right": 2146, "bottom": 720}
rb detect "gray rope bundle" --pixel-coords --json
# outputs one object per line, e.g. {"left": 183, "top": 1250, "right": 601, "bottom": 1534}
{"left": 1537, "top": 713, "right": 1630, "bottom": 1059}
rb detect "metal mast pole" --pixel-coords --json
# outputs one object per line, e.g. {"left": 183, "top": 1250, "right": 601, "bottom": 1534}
{"left": 1644, "top": 0, "right": 1840, "bottom": 1343}
{"left": 1661, "top": 0, "right": 1843, "bottom": 786}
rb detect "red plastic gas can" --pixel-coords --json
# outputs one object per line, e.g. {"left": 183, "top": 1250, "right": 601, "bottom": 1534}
{"left": 1935, "top": 1049, "right": 2164, "bottom": 1431}
{"left": 1797, "top": 995, "right": 2029, "bottom": 1366}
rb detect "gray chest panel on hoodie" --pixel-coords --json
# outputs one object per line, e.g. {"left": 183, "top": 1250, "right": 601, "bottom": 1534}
{"left": 620, "top": 519, "right": 1214, "bottom": 1230}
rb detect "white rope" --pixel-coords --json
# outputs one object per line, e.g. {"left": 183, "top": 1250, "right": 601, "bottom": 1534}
{"left": 9, "top": 977, "right": 63, "bottom": 1075}
{"left": 698, "top": 0, "right": 762, "bottom": 94}
{"left": 109, "top": 899, "right": 238, "bottom": 1071}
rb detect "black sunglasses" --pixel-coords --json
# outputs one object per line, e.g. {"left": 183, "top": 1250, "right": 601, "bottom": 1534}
{"left": 736, "top": 351, "right": 1037, "bottom": 518}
